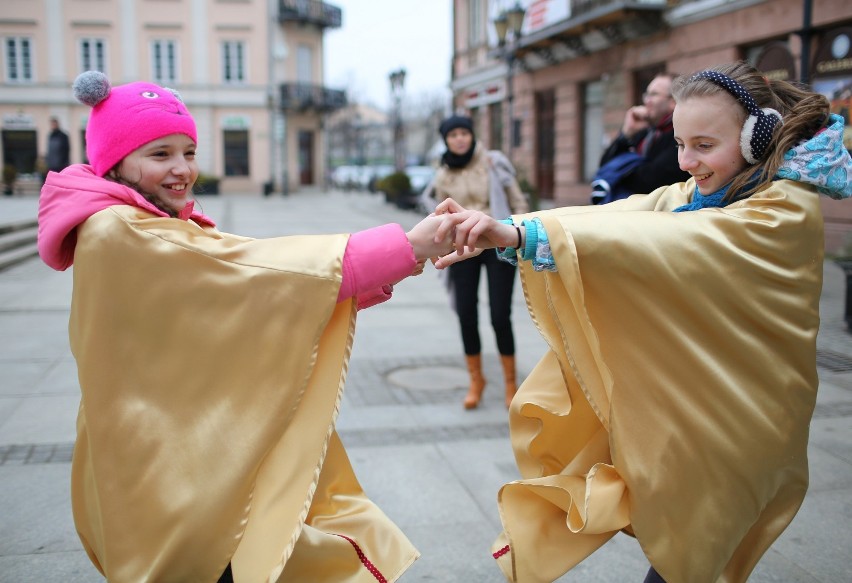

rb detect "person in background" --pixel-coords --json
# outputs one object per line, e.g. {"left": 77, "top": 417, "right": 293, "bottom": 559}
{"left": 37, "top": 71, "right": 454, "bottom": 583}
{"left": 433, "top": 61, "right": 851, "bottom": 582}
{"left": 423, "top": 114, "right": 529, "bottom": 409}
{"left": 46, "top": 116, "right": 70, "bottom": 174}
{"left": 592, "top": 72, "right": 690, "bottom": 204}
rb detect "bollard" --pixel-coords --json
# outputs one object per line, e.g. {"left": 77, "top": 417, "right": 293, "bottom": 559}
{"left": 837, "top": 259, "right": 852, "bottom": 332}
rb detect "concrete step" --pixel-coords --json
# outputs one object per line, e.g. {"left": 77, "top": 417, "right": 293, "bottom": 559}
{"left": 0, "top": 218, "right": 38, "bottom": 236}
{"left": 0, "top": 241, "right": 38, "bottom": 272}
{"left": 0, "top": 220, "right": 39, "bottom": 272}
{"left": 0, "top": 226, "right": 37, "bottom": 253}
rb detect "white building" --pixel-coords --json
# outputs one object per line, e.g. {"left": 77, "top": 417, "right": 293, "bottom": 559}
{"left": 0, "top": 0, "right": 345, "bottom": 195}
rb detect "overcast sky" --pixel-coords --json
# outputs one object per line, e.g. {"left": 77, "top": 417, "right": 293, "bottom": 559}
{"left": 324, "top": 0, "right": 453, "bottom": 110}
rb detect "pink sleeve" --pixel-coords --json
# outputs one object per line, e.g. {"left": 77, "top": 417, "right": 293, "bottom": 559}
{"left": 337, "top": 223, "right": 415, "bottom": 309}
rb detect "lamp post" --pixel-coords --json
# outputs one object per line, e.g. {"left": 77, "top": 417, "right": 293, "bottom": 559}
{"left": 493, "top": 3, "right": 526, "bottom": 150}
{"left": 388, "top": 68, "right": 407, "bottom": 172}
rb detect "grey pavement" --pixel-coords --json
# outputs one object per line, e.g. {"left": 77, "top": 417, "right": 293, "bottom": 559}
{"left": 0, "top": 190, "right": 850, "bottom": 583}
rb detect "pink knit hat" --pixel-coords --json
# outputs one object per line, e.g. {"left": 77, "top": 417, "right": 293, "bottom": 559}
{"left": 73, "top": 71, "right": 198, "bottom": 176}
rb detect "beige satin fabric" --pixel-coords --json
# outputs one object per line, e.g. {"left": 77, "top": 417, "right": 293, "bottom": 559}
{"left": 495, "top": 181, "right": 823, "bottom": 583}
{"left": 69, "top": 206, "right": 417, "bottom": 582}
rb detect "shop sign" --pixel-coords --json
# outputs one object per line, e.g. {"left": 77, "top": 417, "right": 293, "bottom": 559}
{"left": 755, "top": 41, "right": 796, "bottom": 81}
{"left": 813, "top": 27, "right": 852, "bottom": 76}
{"left": 222, "top": 115, "right": 250, "bottom": 129}
{"left": 2, "top": 112, "right": 35, "bottom": 130}
{"left": 464, "top": 82, "right": 505, "bottom": 109}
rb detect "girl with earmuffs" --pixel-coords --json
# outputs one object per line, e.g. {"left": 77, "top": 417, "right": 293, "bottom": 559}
{"left": 431, "top": 61, "right": 852, "bottom": 582}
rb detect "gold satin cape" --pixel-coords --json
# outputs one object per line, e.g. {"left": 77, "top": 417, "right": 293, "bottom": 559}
{"left": 494, "top": 180, "right": 823, "bottom": 583}
{"left": 68, "top": 206, "right": 418, "bottom": 582}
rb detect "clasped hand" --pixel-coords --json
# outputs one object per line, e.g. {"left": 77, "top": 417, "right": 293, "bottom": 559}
{"left": 407, "top": 198, "right": 519, "bottom": 270}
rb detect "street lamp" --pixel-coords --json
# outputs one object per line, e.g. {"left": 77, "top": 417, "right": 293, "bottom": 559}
{"left": 494, "top": 3, "right": 526, "bottom": 150}
{"left": 388, "top": 68, "right": 407, "bottom": 172}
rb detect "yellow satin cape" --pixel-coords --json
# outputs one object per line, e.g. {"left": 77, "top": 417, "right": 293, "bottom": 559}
{"left": 68, "top": 206, "right": 418, "bottom": 582}
{"left": 494, "top": 180, "right": 823, "bottom": 583}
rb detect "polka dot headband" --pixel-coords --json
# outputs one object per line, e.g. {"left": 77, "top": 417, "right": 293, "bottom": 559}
{"left": 691, "top": 70, "right": 783, "bottom": 165}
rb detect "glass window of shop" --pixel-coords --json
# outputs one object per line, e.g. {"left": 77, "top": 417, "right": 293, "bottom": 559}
{"left": 811, "top": 27, "right": 852, "bottom": 153}
{"left": 224, "top": 130, "right": 250, "bottom": 176}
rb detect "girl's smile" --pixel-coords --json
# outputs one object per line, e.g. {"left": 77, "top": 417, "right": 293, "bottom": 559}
{"left": 116, "top": 133, "right": 199, "bottom": 213}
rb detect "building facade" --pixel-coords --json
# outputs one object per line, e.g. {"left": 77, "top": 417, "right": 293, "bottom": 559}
{"left": 451, "top": 0, "right": 852, "bottom": 253}
{"left": 0, "top": 0, "right": 345, "bottom": 195}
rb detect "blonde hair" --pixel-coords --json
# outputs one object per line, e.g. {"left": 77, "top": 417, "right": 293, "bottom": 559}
{"left": 671, "top": 61, "right": 830, "bottom": 201}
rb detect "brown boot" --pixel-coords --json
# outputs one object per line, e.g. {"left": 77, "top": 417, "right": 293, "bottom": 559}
{"left": 500, "top": 354, "right": 517, "bottom": 408}
{"left": 463, "top": 354, "right": 486, "bottom": 409}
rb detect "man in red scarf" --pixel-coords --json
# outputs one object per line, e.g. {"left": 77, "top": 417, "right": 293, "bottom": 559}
{"left": 593, "top": 73, "right": 690, "bottom": 202}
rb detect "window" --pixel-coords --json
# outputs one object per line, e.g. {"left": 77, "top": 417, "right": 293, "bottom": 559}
{"left": 583, "top": 81, "right": 605, "bottom": 181}
{"left": 223, "top": 130, "right": 249, "bottom": 176}
{"left": 296, "top": 45, "right": 312, "bottom": 84}
{"left": 468, "top": 0, "right": 482, "bottom": 46}
{"left": 222, "top": 41, "right": 246, "bottom": 84}
{"left": 489, "top": 102, "right": 503, "bottom": 151}
{"left": 5, "top": 37, "right": 33, "bottom": 83}
{"left": 80, "top": 38, "right": 106, "bottom": 73}
{"left": 151, "top": 40, "right": 178, "bottom": 84}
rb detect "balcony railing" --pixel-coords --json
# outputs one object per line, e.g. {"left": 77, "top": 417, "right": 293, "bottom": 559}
{"left": 278, "top": 0, "right": 342, "bottom": 29}
{"left": 279, "top": 83, "right": 346, "bottom": 112}
{"left": 508, "top": 0, "right": 669, "bottom": 65}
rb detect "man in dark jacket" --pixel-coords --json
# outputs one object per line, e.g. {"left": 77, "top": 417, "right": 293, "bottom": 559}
{"left": 593, "top": 73, "right": 690, "bottom": 203}
{"left": 46, "top": 117, "right": 70, "bottom": 174}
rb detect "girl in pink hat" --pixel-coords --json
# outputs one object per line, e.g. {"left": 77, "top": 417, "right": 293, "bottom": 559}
{"left": 38, "top": 71, "right": 454, "bottom": 583}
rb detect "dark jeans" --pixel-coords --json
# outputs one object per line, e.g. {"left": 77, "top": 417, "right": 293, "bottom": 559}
{"left": 449, "top": 250, "right": 516, "bottom": 356}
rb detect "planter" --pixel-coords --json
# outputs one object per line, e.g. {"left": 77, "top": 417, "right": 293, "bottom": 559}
{"left": 193, "top": 176, "right": 220, "bottom": 195}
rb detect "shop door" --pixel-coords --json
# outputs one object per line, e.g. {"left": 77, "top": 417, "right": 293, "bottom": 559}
{"left": 535, "top": 90, "right": 555, "bottom": 201}
{"left": 2, "top": 130, "right": 37, "bottom": 173}
{"left": 298, "top": 130, "right": 314, "bottom": 185}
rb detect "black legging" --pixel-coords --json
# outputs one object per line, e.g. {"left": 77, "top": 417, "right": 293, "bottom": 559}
{"left": 644, "top": 567, "right": 666, "bottom": 582}
{"left": 449, "top": 250, "right": 516, "bottom": 356}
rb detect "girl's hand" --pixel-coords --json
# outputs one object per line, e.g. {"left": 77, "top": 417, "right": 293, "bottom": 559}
{"left": 406, "top": 214, "right": 455, "bottom": 261}
{"left": 433, "top": 247, "right": 482, "bottom": 269}
{"left": 434, "top": 210, "right": 518, "bottom": 253}
{"left": 434, "top": 197, "right": 467, "bottom": 215}
{"left": 411, "top": 259, "right": 426, "bottom": 277}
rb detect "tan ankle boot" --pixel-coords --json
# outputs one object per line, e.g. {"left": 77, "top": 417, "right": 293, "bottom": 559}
{"left": 500, "top": 354, "right": 517, "bottom": 408}
{"left": 463, "top": 354, "right": 486, "bottom": 409}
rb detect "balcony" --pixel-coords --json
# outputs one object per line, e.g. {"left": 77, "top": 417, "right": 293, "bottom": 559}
{"left": 510, "top": 0, "right": 670, "bottom": 69}
{"left": 279, "top": 83, "right": 347, "bottom": 112}
{"left": 278, "top": 0, "right": 342, "bottom": 29}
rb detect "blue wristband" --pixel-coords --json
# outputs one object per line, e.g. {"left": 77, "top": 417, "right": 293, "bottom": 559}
{"left": 521, "top": 220, "right": 538, "bottom": 261}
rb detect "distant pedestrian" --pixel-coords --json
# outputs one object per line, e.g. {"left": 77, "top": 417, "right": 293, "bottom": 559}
{"left": 434, "top": 61, "right": 852, "bottom": 582}
{"left": 45, "top": 117, "right": 70, "bottom": 173}
{"left": 592, "top": 72, "right": 690, "bottom": 204}
{"left": 422, "top": 114, "right": 529, "bottom": 410}
{"left": 37, "top": 71, "right": 454, "bottom": 583}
